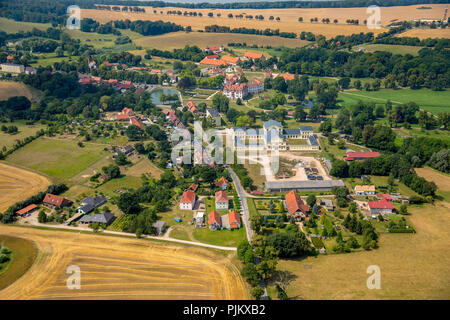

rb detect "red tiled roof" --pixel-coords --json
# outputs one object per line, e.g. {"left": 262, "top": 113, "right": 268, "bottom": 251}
{"left": 43, "top": 194, "right": 70, "bottom": 207}
{"left": 244, "top": 51, "right": 264, "bottom": 59}
{"left": 346, "top": 152, "right": 380, "bottom": 159}
{"left": 285, "top": 190, "right": 310, "bottom": 215}
{"left": 279, "top": 74, "right": 295, "bottom": 81}
{"left": 215, "top": 177, "right": 229, "bottom": 187}
{"left": 368, "top": 199, "right": 394, "bottom": 210}
{"left": 206, "top": 54, "right": 219, "bottom": 59}
{"left": 228, "top": 211, "right": 240, "bottom": 229}
{"left": 188, "top": 183, "right": 198, "bottom": 192}
{"left": 199, "top": 58, "right": 228, "bottom": 66}
{"left": 208, "top": 211, "right": 221, "bottom": 226}
{"left": 130, "top": 116, "right": 146, "bottom": 131}
{"left": 221, "top": 55, "right": 239, "bottom": 64}
{"left": 215, "top": 190, "right": 228, "bottom": 203}
{"left": 16, "top": 204, "right": 37, "bottom": 216}
{"left": 116, "top": 114, "right": 130, "bottom": 120}
{"left": 377, "top": 194, "right": 392, "bottom": 201}
{"left": 181, "top": 190, "right": 195, "bottom": 203}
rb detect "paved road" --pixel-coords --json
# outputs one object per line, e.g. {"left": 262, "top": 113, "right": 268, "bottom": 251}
{"left": 227, "top": 165, "right": 253, "bottom": 242}
{"left": 20, "top": 220, "right": 236, "bottom": 251}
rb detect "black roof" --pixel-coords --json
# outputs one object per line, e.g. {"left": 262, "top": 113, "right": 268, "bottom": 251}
{"left": 80, "top": 212, "right": 115, "bottom": 224}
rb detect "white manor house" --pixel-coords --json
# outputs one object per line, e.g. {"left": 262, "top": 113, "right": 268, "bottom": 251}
{"left": 232, "top": 120, "right": 320, "bottom": 151}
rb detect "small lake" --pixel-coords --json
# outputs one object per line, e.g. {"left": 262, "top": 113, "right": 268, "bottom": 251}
{"left": 150, "top": 88, "right": 180, "bottom": 105}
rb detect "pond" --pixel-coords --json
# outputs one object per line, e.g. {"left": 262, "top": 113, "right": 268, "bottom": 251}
{"left": 150, "top": 88, "right": 180, "bottom": 105}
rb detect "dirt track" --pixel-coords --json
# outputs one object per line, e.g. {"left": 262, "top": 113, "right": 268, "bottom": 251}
{"left": 0, "top": 162, "right": 51, "bottom": 212}
{"left": 0, "top": 226, "right": 248, "bottom": 300}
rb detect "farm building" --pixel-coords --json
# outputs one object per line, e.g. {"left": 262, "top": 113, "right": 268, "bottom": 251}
{"left": 243, "top": 51, "right": 265, "bottom": 61}
{"left": 368, "top": 200, "right": 394, "bottom": 215}
{"left": 79, "top": 212, "right": 115, "bottom": 225}
{"left": 266, "top": 180, "right": 345, "bottom": 193}
{"left": 180, "top": 190, "right": 196, "bottom": 210}
{"left": 220, "top": 55, "right": 240, "bottom": 64}
{"left": 208, "top": 211, "right": 222, "bottom": 231}
{"left": 43, "top": 194, "right": 72, "bottom": 209}
{"left": 285, "top": 190, "right": 310, "bottom": 219}
{"left": 354, "top": 185, "right": 376, "bottom": 196}
{"left": 77, "top": 196, "right": 106, "bottom": 214}
{"left": 215, "top": 190, "right": 229, "bottom": 210}
{"left": 344, "top": 152, "right": 380, "bottom": 161}
{"left": 0, "top": 63, "right": 25, "bottom": 74}
{"left": 15, "top": 204, "right": 38, "bottom": 217}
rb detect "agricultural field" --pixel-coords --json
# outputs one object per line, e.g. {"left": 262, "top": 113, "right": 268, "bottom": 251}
{"left": 398, "top": 28, "right": 450, "bottom": 40}
{"left": 0, "top": 162, "right": 51, "bottom": 212}
{"left": 135, "top": 31, "right": 310, "bottom": 50}
{"left": 0, "top": 120, "right": 46, "bottom": 150}
{"left": 276, "top": 201, "right": 450, "bottom": 299}
{"left": 0, "top": 235, "right": 37, "bottom": 291}
{"left": 0, "top": 81, "right": 38, "bottom": 102}
{"left": 353, "top": 44, "right": 424, "bottom": 55}
{"left": 0, "top": 17, "right": 50, "bottom": 33}
{"left": 0, "top": 225, "right": 248, "bottom": 299}
{"left": 415, "top": 167, "right": 450, "bottom": 202}
{"left": 5, "top": 138, "right": 108, "bottom": 180}
{"left": 339, "top": 89, "right": 450, "bottom": 115}
{"left": 83, "top": 4, "right": 449, "bottom": 39}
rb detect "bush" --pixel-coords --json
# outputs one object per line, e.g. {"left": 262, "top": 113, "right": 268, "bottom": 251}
{"left": 0, "top": 254, "right": 10, "bottom": 263}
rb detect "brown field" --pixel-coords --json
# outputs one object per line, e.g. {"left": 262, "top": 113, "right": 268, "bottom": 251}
{"left": 277, "top": 201, "right": 450, "bottom": 299}
{"left": 122, "top": 157, "right": 163, "bottom": 179}
{"left": 0, "top": 225, "right": 248, "bottom": 299}
{"left": 135, "top": 31, "right": 310, "bottom": 50}
{"left": 0, "top": 162, "right": 51, "bottom": 213}
{"left": 415, "top": 167, "right": 450, "bottom": 191}
{"left": 0, "top": 81, "right": 36, "bottom": 101}
{"left": 82, "top": 4, "right": 447, "bottom": 38}
{"left": 398, "top": 28, "right": 450, "bottom": 39}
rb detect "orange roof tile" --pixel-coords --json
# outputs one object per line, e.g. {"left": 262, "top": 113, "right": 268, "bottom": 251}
{"left": 215, "top": 190, "right": 229, "bottom": 203}
{"left": 16, "top": 204, "right": 37, "bottom": 216}
{"left": 285, "top": 190, "right": 309, "bottom": 215}
{"left": 199, "top": 58, "right": 228, "bottom": 66}
{"left": 181, "top": 190, "right": 196, "bottom": 203}
{"left": 221, "top": 55, "right": 240, "bottom": 64}
{"left": 244, "top": 51, "right": 264, "bottom": 60}
{"left": 208, "top": 211, "right": 221, "bottom": 226}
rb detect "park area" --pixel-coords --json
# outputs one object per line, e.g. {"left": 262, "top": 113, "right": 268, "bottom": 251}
{"left": 0, "top": 225, "right": 248, "bottom": 299}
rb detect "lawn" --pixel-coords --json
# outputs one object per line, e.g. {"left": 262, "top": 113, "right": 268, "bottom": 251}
{"left": 192, "top": 226, "right": 247, "bottom": 247}
{"left": 0, "top": 81, "right": 39, "bottom": 102}
{"left": 320, "top": 137, "right": 372, "bottom": 160}
{"left": 343, "top": 175, "right": 419, "bottom": 198}
{"left": 6, "top": 138, "right": 108, "bottom": 180}
{"left": 0, "top": 17, "right": 50, "bottom": 33}
{"left": 353, "top": 44, "right": 423, "bottom": 56}
{"left": 339, "top": 89, "right": 450, "bottom": 115}
{"left": 0, "top": 121, "right": 45, "bottom": 150}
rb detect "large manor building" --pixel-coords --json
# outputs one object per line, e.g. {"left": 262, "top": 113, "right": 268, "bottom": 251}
{"left": 232, "top": 120, "right": 320, "bottom": 151}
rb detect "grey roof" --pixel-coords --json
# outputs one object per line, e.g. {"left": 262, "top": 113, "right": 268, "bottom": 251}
{"left": 232, "top": 127, "right": 246, "bottom": 132}
{"left": 79, "top": 212, "right": 115, "bottom": 224}
{"left": 263, "top": 120, "right": 282, "bottom": 129}
{"left": 246, "top": 128, "right": 264, "bottom": 135}
{"left": 152, "top": 221, "right": 166, "bottom": 231}
{"left": 321, "top": 199, "right": 334, "bottom": 206}
{"left": 207, "top": 108, "right": 220, "bottom": 117}
{"left": 300, "top": 126, "right": 314, "bottom": 132}
{"left": 301, "top": 99, "right": 314, "bottom": 108}
{"left": 283, "top": 129, "right": 300, "bottom": 135}
{"left": 79, "top": 203, "right": 95, "bottom": 214}
{"left": 81, "top": 196, "right": 106, "bottom": 207}
{"left": 235, "top": 136, "right": 244, "bottom": 146}
{"left": 266, "top": 180, "right": 345, "bottom": 190}
{"left": 308, "top": 135, "right": 319, "bottom": 146}
{"left": 265, "top": 128, "right": 282, "bottom": 143}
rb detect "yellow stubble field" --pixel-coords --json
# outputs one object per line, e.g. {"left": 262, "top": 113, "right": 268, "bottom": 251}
{"left": 0, "top": 225, "right": 248, "bottom": 300}
{"left": 82, "top": 4, "right": 448, "bottom": 39}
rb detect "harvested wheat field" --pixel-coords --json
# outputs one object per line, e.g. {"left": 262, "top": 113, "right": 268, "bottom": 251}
{"left": 278, "top": 201, "right": 450, "bottom": 300}
{"left": 135, "top": 32, "right": 310, "bottom": 50}
{"left": 398, "top": 28, "right": 450, "bottom": 39}
{"left": 0, "top": 226, "right": 248, "bottom": 300}
{"left": 82, "top": 4, "right": 447, "bottom": 38}
{"left": 415, "top": 167, "right": 450, "bottom": 191}
{"left": 0, "top": 81, "right": 35, "bottom": 101}
{"left": 0, "top": 162, "right": 51, "bottom": 212}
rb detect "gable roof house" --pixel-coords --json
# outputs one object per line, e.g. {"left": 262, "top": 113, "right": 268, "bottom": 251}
{"left": 354, "top": 185, "right": 376, "bottom": 196}
{"left": 208, "top": 211, "right": 222, "bottom": 231}
{"left": 180, "top": 190, "right": 196, "bottom": 210}
{"left": 215, "top": 190, "right": 229, "bottom": 210}
{"left": 221, "top": 55, "right": 240, "bottom": 64}
{"left": 43, "top": 194, "right": 72, "bottom": 208}
{"left": 78, "top": 196, "right": 106, "bottom": 214}
{"left": 215, "top": 177, "right": 230, "bottom": 190}
{"left": 79, "top": 212, "right": 116, "bottom": 225}
{"left": 244, "top": 51, "right": 265, "bottom": 61}
{"left": 368, "top": 199, "right": 394, "bottom": 215}
{"left": 16, "top": 204, "right": 38, "bottom": 217}
{"left": 228, "top": 211, "right": 241, "bottom": 229}
{"left": 344, "top": 152, "right": 380, "bottom": 161}
{"left": 285, "top": 190, "right": 310, "bottom": 219}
